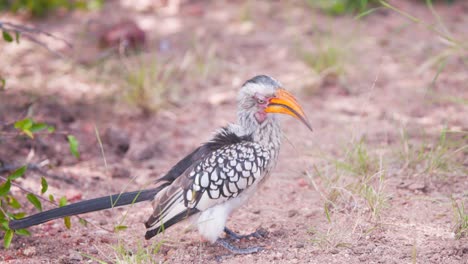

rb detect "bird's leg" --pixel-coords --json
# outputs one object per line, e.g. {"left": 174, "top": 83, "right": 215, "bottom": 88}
{"left": 215, "top": 238, "right": 263, "bottom": 254}
{"left": 224, "top": 227, "right": 268, "bottom": 240}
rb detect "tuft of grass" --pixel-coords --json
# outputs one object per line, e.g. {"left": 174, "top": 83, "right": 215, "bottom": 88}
{"left": 308, "top": 220, "right": 355, "bottom": 250}
{"left": 84, "top": 239, "right": 166, "bottom": 264}
{"left": 121, "top": 55, "right": 178, "bottom": 114}
{"left": 379, "top": 0, "right": 467, "bottom": 83}
{"left": 335, "top": 138, "right": 377, "bottom": 180}
{"left": 307, "top": 0, "right": 457, "bottom": 16}
{"left": 90, "top": 36, "right": 219, "bottom": 114}
{"left": 297, "top": 32, "right": 350, "bottom": 94}
{"left": 299, "top": 33, "right": 347, "bottom": 76}
{"left": 451, "top": 197, "right": 468, "bottom": 239}
{"left": 361, "top": 168, "right": 388, "bottom": 220}
{"left": 336, "top": 138, "right": 388, "bottom": 219}
{"left": 301, "top": 44, "right": 344, "bottom": 76}
{"left": 185, "top": 37, "right": 219, "bottom": 81}
{"left": 306, "top": 0, "right": 380, "bottom": 15}
{"left": 398, "top": 128, "right": 467, "bottom": 177}
{"left": 308, "top": 137, "right": 389, "bottom": 224}
{"left": 112, "top": 240, "right": 165, "bottom": 264}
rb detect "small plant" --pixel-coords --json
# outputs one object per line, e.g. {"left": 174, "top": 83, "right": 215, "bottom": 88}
{"left": 379, "top": 0, "right": 467, "bottom": 86}
{"left": 307, "top": 137, "right": 389, "bottom": 225}
{"left": 0, "top": 116, "right": 81, "bottom": 248}
{"left": 297, "top": 32, "right": 349, "bottom": 93}
{"left": 92, "top": 36, "right": 218, "bottom": 114}
{"left": 334, "top": 138, "right": 378, "bottom": 182}
{"left": 0, "top": 166, "right": 32, "bottom": 248}
{"left": 306, "top": 0, "right": 380, "bottom": 15}
{"left": 451, "top": 197, "right": 468, "bottom": 239}
{"left": 83, "top": 238, "right": 165, "bottom": 264}
{"left": 307, "top": 0, "right": 457, "bottom": 16}
{"left": 300, "top": 41, "right": 345, "bottom": 76}
{"left": 0, "top": 0, "right": 103, "bottom": 17}
{"left": 360, "top": 166, "right": 387, "bottom": 220}
{"left": 336, "top": 139, "right": 388, "bottom": 219}
{"left": 309, "top": 223, "right": 354, "bottom": 250}
{"left": 1, "top": 26, "right": 80, "bottom": 244}
{"left": 123, "top": 56, "right": 176, "bottom": 114}
{"left": 113, "top": 240, "right": 165, "bottom": 264}
{"left": 398, "top": 128, "right": 467, "bottom": 176}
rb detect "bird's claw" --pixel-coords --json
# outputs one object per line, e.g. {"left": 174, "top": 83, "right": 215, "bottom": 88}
{"left": 224, "top": 227, "right": 268, "bottom": 241}
{"left": 215, "top": 238, "right": 263, "bottom": 255}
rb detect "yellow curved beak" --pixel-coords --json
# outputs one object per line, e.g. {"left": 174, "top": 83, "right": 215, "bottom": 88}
{"left": 265, "top": 88, "right": 313, "bottom": 131}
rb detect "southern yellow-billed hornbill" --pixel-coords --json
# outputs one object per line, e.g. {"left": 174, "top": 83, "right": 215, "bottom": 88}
{"left": 9, "top": 75, "right": 312, "bottom": 254}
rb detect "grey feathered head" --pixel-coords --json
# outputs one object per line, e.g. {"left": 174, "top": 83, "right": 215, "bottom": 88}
{"left": 237, "top": 75, "right": 312, "bottom": 131}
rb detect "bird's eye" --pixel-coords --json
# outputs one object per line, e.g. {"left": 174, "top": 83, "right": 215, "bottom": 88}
{"left": 257, "top": 98, "right": 266, "bottom": 104}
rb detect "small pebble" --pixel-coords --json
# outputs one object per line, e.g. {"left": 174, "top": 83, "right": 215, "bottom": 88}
{"left": 288, "top": 209, "right": 299, "bottom": 218}
{"left": 23, "top": 246, "right": 36, "bottom": 257}
{"left": 273, "top": 252, "right": 283, "bottom": 260}
{"left": 68, "top": 250, "right": 83, "bottom": 261}
{"left": 295, "top": 243, "right": 305, "bottom": 248}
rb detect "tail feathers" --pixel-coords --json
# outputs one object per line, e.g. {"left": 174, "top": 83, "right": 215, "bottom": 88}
{"left": 144, "top": 208, "right": 199, "bottom": 240}
{"left": 9, "top": 188, "right": 162, "bottom": 230}
{"left": 144, "top": 193, "right": 199, "bottom": 240}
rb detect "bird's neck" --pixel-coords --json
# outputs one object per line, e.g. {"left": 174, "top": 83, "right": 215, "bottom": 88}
{"left": 237, "top": 113, "right": 281, "bottom": 151}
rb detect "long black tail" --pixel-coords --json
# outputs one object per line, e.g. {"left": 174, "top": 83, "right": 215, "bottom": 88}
{"left": 9, "top": 187, "right": 163, "bottom": 230}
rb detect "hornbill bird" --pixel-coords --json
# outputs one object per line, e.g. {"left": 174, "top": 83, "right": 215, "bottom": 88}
{"left": 9, "top": 75, "right": 312, "bottom": 254}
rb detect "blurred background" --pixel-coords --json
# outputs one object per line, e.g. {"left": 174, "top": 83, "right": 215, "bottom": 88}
{"left": 0, "top": 0, "right": 467, "bottom": 263}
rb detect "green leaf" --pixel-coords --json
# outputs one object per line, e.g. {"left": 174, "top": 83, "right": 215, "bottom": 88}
{"left": 7, "top": 195, "right": 22, "bottom": 209}
{"left": 47, "top": 126, "right": 56, "bottom": 133}
{"left": 15, "top": 229, "right": 31, "bottom": 236}
{"left": 4, "top": 229, "right": 13, "bottom": 248}
{"left": 0, "top": 220, "right": 8, "bottom": 230}
{"left": 23, "top": 130, "right": 34, "bottom": 138}
{"left": 14, "top": 118, "right": 34, "bottom": 138}
{"left": 26, "top": 193, "right": 42, "bottom": 211}
{"left": 64, "top": 216, "right": 71, "bottom": 229}
{"left": 114, "top": 225, "right": 128, "bottom": 232}
{"left": 67, "top": 135, "right": 80, "bottom": 159}
{"left": 8, "top": 165, "right": 27, "bottom": 180}
{"left": 0, "top": 179, "right": 11, "bottom": 196}
{"left": 12, "top": 212, "right": 26, "bottom": 219}
{"left": 14, "top": 118, "right": 33, "bottom": 130}
{"left": 2, "top": 31, "right": 13, "bottom": 42}
{"left": 0, "top": 78, "right": 5, "bottom": 90}
{"left": 40, "top": 177, "right": 48, "bottom": 194}
{"left": 79, "top": 218, "right": 88, "bottom": 226}
{"left": 30, "top": 123, "right": 48, "bottom": 132}
{"left": 59, "top": 196, "right": 68, "bottom": 207}
{"left": 48, "top": 194, "right": 55, "bottom": 202}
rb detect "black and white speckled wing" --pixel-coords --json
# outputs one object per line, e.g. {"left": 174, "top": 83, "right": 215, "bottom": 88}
{"left": 185, "top": 142, "right": 270, "bottom": 209}
{"left": 144, "top": 133, "right": 271, "bottom": 239}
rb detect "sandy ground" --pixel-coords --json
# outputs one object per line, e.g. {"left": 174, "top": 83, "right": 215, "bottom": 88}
{"left": 1, "top": 0, "right": 467, "bottom": 263}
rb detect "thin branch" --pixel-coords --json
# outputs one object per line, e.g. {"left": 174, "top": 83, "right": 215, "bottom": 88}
{"left": 0, "top": 21, "right": 72, "bottom": 48}
{"left": 0, "top": 163, "right": 73, "bottom": 185}
{"left": 0, "top": 21, "right": 72, "bottom": 58}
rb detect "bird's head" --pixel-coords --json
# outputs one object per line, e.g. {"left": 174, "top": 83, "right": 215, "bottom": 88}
{"left": 238, "top": 75, "right": 312, "bottom": 131}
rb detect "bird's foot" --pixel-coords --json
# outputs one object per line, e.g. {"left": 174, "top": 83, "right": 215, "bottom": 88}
{"left": 224, "top": 227, "right": 268, "bottom": 241}
{"left": 215, "top": 238, "right": 263, "bottom": 255}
